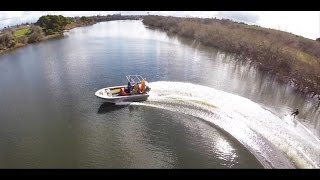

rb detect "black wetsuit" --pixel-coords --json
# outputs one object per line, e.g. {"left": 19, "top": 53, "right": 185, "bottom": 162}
{"left": 291, "top": 109, "right": 299, "bottom": 118}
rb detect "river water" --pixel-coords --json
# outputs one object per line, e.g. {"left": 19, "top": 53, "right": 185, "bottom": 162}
{"left": 0, "top": 20, "right": 319, "bottom": 168}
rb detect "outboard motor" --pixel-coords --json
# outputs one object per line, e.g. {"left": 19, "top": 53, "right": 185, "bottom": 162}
{"left": 145, "top": 86, "right": 151, "bottom": 93}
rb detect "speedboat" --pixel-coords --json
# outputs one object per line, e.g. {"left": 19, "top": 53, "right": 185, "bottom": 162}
{"left": 95, "top": 75, "right": 151, "bottom": 103}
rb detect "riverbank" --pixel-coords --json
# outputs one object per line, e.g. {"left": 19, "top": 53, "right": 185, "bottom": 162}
{"left": 64, "top": 22, "right": 97, "bottom": 31}
{"left": 0, "top": 14, "right": 140, "bottom": 55}
{"left": 0, "top": 23, "right": 95, "bottom": 55}
{"left": 142, "top": 15, "right": 320, "bottom": 100}
{"left": 0, "top": 33, "right": 64, "bottom": 55}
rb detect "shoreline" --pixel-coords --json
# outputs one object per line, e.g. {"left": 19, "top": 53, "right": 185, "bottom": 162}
{"left": 0, "top": 18, "right": 133, "bottom": 55}
{"left": 0, "top": 34, "right": 64, "bottom": 54}
{"left": 0, "top": 22, "right": 97, "bottom": 55}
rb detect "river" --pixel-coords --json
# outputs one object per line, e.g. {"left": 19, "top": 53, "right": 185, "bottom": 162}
{"left": 0, "top": 20, "right": 319, "bottom": 168}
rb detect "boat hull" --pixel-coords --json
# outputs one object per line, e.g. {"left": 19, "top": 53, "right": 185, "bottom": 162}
{"left": 95, "top": 86, "right": 149, "bottom": 103}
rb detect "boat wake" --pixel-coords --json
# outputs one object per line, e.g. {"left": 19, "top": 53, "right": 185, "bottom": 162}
{"left": 129, "top": 81, "right": 320, "bottom": 169}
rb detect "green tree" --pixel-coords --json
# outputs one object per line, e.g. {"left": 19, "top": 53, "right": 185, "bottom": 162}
{"left": 36, "top": 15, "right": 69, "bottom": 35}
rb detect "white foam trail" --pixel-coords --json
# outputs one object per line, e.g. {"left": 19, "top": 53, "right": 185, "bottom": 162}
{"left": 131, "top": 81, "right": 320, "bottom": 169}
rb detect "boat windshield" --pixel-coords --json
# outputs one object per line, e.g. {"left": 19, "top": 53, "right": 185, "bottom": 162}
{"left": 126, "top": 75, "right": 145, "bottom": 85}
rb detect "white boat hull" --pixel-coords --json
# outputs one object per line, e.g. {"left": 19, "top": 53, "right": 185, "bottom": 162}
{"left": 95, "top": 85, "right": 149, "bottom": 103}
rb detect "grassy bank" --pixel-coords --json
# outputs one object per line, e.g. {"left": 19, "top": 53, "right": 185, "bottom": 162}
{"left": 14, "top": 27, "right": 30, "bottom": 38}
{"left": 142, "top": 15, "right": 320, "bottom": 98}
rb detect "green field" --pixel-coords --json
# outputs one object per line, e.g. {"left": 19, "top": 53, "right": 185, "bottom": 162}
{"left": 14, "top": 27, "right": 30, "bottom": 38}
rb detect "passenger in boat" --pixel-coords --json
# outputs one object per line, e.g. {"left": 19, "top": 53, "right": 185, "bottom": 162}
{"left": 140, "top": 79, "right": 146, "bottom": 93}
{"left": 125, "top": 81, "right": 131, "bottom": 93}
{"left": 120, "top": 87, "right": 128, "bottom": 96}
{"left": 134, "top": 83, "right": 140, "bottom": 95}
{"left": 291, "top": 109, "right": 299, "bottom": 119}
{"left": 137, "top": 83, "right": 141, "bottom": 94}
